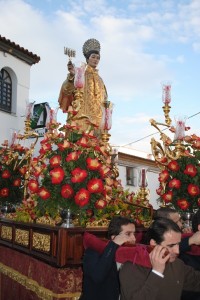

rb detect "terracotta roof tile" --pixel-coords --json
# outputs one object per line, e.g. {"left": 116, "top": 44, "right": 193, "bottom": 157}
{"left": 0, "top": 35, "right": 40, "bottom": 65}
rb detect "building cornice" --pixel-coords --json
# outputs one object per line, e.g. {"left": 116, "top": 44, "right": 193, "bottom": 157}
{"left": 118, "top": 152, "right": 158, "bottom": 170}
{"left": 0, "top": 35, "right": 40, "bottom": 65}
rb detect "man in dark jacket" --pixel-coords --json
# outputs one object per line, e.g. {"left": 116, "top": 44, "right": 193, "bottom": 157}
{"left": 180, "top": 209, "right": 200, "bottom": 300}
{"left": 80, "top": 216, "right": 136, "bottom": 300}
{"left": 120, "top": 218, "right": 200, "bottom": 300}
{"left": 155, "top": 207, "right": 200, "bottom": 252}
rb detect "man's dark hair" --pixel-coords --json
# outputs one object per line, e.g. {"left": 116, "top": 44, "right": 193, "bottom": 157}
{"left": 107, "top": 216, "right": 134, "bottom": 239}
{"left": 192, "top": 209, "right": 200, "bottom": 232}
{"left": 154, "top": 207, "right": 177, "bottom": 219}
{"left": 145, "top": 217, "right": 181, "bottom": 244}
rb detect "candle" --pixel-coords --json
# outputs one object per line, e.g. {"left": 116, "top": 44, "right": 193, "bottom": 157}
{"left": 142, "top": 169, "right": 146, "bottom": 187}
{"left": 162, "top": 83, "right": 171, "bottom": 104}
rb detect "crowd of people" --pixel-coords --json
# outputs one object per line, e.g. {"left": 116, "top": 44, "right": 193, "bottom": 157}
{"left": 80, "top": 209, "right": 200, "bottom": 300}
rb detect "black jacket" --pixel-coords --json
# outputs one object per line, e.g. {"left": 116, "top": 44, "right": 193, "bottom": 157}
{"left": 180, "top": 237, "right": 200, "bottom": 300}
{"left": 80, "top": 240, "right": 119, "bottom": 300}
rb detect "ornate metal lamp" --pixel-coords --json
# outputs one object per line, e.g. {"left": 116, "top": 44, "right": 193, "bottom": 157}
{"left": 150, "top": 83, "right": 187, "bottom": 168}
{"left": 150, "top": 83, "right": 189, "bottom": 207}
{"left": 137, "top": 168, "right": 149, "bottom": 204}
{"left": 100, "top": 99, "right": 113, "bottom": 145}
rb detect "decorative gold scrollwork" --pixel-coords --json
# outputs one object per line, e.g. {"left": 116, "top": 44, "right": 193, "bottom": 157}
{"left": 33, "top": 232, "right": 51, "bottom": 253}
{"left": 15, "top": 229, "right": 29, "bottom": 246}
{"left": 1, "top": 225, "right": 12, "bottom": 240}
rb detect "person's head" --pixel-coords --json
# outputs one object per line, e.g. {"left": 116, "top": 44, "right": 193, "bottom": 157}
{"left": 108, "top": 216, "right": 136, "bottom": 244}
{"left": 156, "top": 207, "right": 183, "bottom": 230}
{"left": 192, "top": 209, "right": 200, "bottom": 232}
{"left": 146, "top": 217, "right": 181, "bottom": 262}
{"left": 82, "top": 38, "right": 101, "bottom": 68}
{"left": 67, "top": 60, "right": 75, "bottom": 75}
{"left": 86, "top": 51, "right": 100, "bottom": 68}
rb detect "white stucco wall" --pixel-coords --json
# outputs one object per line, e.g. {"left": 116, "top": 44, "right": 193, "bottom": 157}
{"left": 117, "top": 164, "right": 160, "bottom": 210}
{"left": 0, "top": 51, "right": 31, "bottom": 144}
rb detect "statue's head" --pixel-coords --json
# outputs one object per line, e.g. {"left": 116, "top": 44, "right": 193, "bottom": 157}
{"left": 82, "top": 38, "right": 101, "bottom": 65}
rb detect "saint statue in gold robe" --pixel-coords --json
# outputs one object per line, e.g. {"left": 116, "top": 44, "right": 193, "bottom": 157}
{"left": 58, "top": 39, "right": 107, "bottom": 133}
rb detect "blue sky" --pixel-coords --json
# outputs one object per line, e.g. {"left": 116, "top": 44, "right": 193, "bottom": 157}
{"left": 1, "top": 0, "right": 200, "bottom": 154}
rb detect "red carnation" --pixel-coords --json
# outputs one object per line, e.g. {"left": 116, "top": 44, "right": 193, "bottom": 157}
{"left": 86, "top": 157, "right": 101, "bottom": 170}
{"left": 71, "top": 168, "right": 88, "bottom": 183}
{"left": 158, "top": 170, "right": 170, "bottom": 182}
{"left": 169, "top": 178, "right": 181, "bottom": 189}
{"left": 168, "top": 160, "right": 180, "bottom": 172}
{"left": 86, "top": 209, "right": 94, "bottom": 217}
{"left": 99, "top": 165, "right": 110, "bottom": 178}
{"left": 49, "top": 155, "right": 61, "bottom": 168}
{"left": 2, "top": 169, "right": 11, "bottom": 179}
{"left": 0, "top": 188, "right": 9, "bottom": 197}
{"left": 28, "top": 179, "right": 39, "bottom": 193}
{"left": 50, "top": 167, "right": 65, "bottom": 184}
{"left": 94, "top": 199, "right": 107, "bottom": 209}
{"left": 76, "top": 137, "right": 89, "bottom": 147}
{"left": 75, "top": 188, "right": 90, "bottom": 207}
{"left": 61, "top": 184, "right": 74, "bottom": 199}
{"left": 87, "top": 178, "right": 104, "bottom": 193}
{"left": 13, "top": 178, "right": 21, "bottom": 187}
{"left": 177, "top": 198, "right": 190, "bottom": 210}
{"left": 156, "top": 186, "right": 164, "bottom": 196}
{"left": 38, "top": 187, "right": 50, "bottom": 200}
{"left": 157, "top": 157, "right": 168, "bottom": 164}
{"left": 39, "top": 143, "right": 52, "bottom": 154}
{"left": 19, "top": 166, "right": 27, "bottom": 175}
{"left": 57, "top": 140, "right": 70, "bottom": 151}
{"left": 184, "top": 164, "right": 197, "bottom": 177}
{"left": 162, "top": 191, "right": 173, "bottom": 203}
{"left": 188, "top": 184, "right": 200, "bottom": 196}
{"left": 66, "top": 151, "right": 81, "bottom": 162}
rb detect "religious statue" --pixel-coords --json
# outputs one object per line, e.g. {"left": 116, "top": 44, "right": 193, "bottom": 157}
{"left": 58, "top": 38, "right": 108, "bottom": 133}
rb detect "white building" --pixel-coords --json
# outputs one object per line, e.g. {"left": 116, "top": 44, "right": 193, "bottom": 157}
{"left": 117, "top": 146, "right": 160, "bottom": 209}
{"left": 0, "top": 35, "right": 40, "bottom": 144}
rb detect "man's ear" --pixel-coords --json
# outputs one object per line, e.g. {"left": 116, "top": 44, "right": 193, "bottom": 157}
{"left": 198, "top": 224, "right": 200, "bottom": 231}
{"left": 150, "top": 239, "right": 157, "bottom": 246}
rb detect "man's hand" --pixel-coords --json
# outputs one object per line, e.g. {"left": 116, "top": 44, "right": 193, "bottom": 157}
{"left": 182, "top": 226, "right": 192, "bottom": 233}
{"left": 112, "top": 233, "right": 134, "bottom": 246}
{"left": 189, "top": 231, "right": 200, "bottom": 245}
{"left": 149, "top": 245, "right": 170, "bottom": 274}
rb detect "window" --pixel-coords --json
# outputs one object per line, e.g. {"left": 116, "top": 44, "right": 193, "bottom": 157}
{"left": 126, "top": 167, "right": 137, "bottom": 186}
{"left": 0, "top": 69, "right": 12, "bottom": 113}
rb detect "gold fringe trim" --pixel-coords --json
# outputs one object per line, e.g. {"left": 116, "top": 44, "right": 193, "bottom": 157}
{"left": 0, "top": 262, "right": 81, "bottom": 300}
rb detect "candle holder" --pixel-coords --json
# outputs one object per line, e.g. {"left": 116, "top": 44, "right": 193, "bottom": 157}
{"left": 137, "top": 168, "right": 149, "bottom": 203}
{"left": 162, "top": 82, "right": 172, "bottom": 126}
{"left": 150, "top": 83, "right": 187, "bottom": 168}
{"left": 110, "top": 147, "right": 119, "bottom": 179}
{"left": 100, "top": 100, "right": 113, "bottom": 148}
{"left": 60, "top": 208, "right": 74, "bottom": 228}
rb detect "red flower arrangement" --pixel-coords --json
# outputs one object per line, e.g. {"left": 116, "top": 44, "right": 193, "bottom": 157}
{"left": 157, "top": 133, "right": 200, "bottom": 212}
{"left": 27, "top": 120, "right": 115, "bottom": 220}
{"left": 0, "top": 142, "right": 27, "bottom": 207}
{"left": 21, "top": 118, "right": 153, "bottom": 227}
{"left": 3, "top": 117, "right": 152, "bottom": 227}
